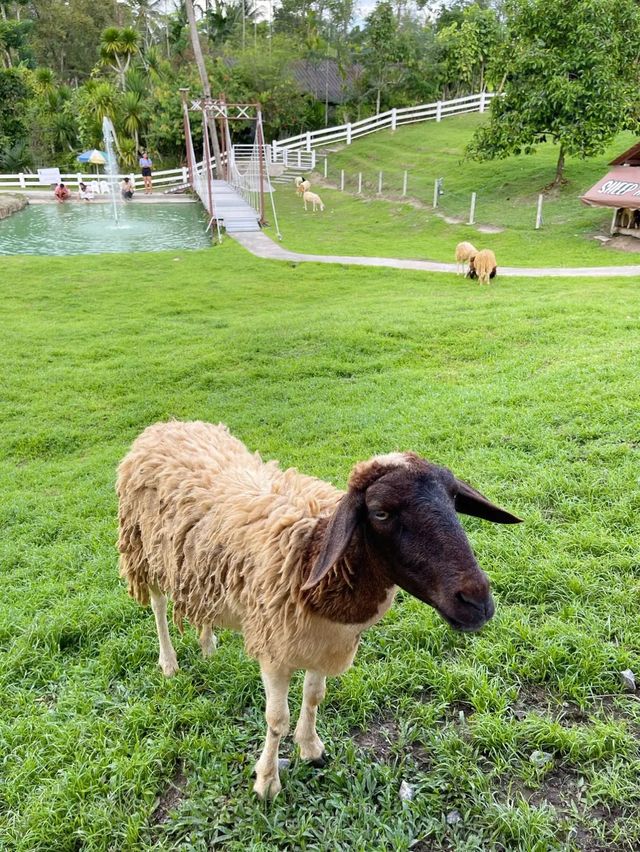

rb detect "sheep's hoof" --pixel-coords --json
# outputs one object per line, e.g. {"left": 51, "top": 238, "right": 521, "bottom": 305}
{"left": 308, "top": 751, "right": 328, "bottom": 768}
{"left": 199, "top": 632, "right": 218, "bottom": 658}
{"left": 253, "top": 773, "right": 281, "bottom": 800}
{"left": 159, "top": 655, "right": 179, "bottom": 677}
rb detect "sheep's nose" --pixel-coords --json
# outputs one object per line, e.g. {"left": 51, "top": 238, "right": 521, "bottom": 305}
{"left": 456, "top": 590, "right": 495, "bottom": 620}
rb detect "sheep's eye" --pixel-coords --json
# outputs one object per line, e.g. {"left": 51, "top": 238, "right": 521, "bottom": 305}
{"left": 372, "top": 510, "right": 389, "bottom": 521}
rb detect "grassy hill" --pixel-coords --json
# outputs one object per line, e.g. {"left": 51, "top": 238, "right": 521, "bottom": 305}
{"left": 267, "top": 114, "right": 639, "bottom": 267}
{"left": 1, "top": 246, "right": 639, "bottom": 850}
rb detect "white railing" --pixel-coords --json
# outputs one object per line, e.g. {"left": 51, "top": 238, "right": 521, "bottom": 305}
{"left": 0, "top": 165, "right": 190, "bottom": 191}
{"left": 271, "top": 91, "right": 495, "bottom": 159}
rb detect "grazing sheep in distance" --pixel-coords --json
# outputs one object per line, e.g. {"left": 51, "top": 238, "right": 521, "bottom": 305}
{"left": 303, "top": 190, "right": 324, "bottom": 212}
{"left": 468, "top": 249, "right": 497, "bottom": 284}
{"left": 295, "top": 176, "right": 310, "bottom": 196}
{"left": 117, "top": 421, "right": 521, "bottom": 799}
{"left": 455, "top": 241, "right": 478, "bottom": 276}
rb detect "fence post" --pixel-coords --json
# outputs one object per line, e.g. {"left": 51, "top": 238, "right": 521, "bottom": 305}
{"left": 433, "top": 179, "right": 439, "bottom": 208}
{"left": 18, "top": 172, "right": 26, "bottom": 188}
{"left": 479, "top": 92, "right": 486, "bottom": 113}
{"left": 340, "top": 169, "right": 345, "bottom": 191}
{"left": 272, "top": 141, "right": 278, "bottom": 161}
{"left": 284, "top": 149, "right": 289, "bottom": 167}
{"left": 346, "top": 123, "right": 352, "bottom": 145}
{"left": 182, "top": 166, "right": 188, "bottom": 182}
{"left": 535, "top": 194, "right": 544, "bottom": 229}
{"left": 358, "top": 172, "right": 362, "bottom": 194}
{"left": 391, "top": 108, "right": 397, "bottom": 131}
{"left": 305, "top": 131, "right": 311, "bottom": 152}
{"left": 378, "top": 171, "right": 383, "bottom": 194}
{"left": 402, "top": 170, "right": 408, "bottom": 197}
{"left": 323, "top": 158, "right": 328, "bottom": 179}
{"left": 436, "top": 101, "right": 442, "bottom": 122}
{"left": 76, "top": 172, "right": 83, "bottom": 188}
{"left": 468, "top": 192, "right": 477, "bottom": 225}
{"left": 311, "top": 150, "right": 316, "bottom": 169}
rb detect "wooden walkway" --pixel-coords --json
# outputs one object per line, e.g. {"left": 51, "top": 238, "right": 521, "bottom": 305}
{"left": 203, "top": 180, "right": 261, "bottom": 234}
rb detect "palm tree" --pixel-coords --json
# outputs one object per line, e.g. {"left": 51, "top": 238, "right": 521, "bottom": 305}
{"left": 184, "top": 0, "right": 222, "bottom": 173}
{"left": 121, "top": 90, "right": 145, "bottom": 153}
{"left": 100, "top": 27, "right": 140, "bottom": 90}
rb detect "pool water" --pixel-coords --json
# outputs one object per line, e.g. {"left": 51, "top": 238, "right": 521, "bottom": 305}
{"left": 0, "top": 201, "right": 211, "bottom": 255}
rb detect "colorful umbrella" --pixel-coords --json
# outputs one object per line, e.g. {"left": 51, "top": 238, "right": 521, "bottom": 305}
{"left": 77, "top": 150, "right": 107, "bottom": 175}
{"left": 77, "top": 149, "right": 107, "bottom": 164}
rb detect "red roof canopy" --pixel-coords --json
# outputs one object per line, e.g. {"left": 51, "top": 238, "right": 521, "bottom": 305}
{"left": 581, "top": 166, "right": 640, "bottom": 209}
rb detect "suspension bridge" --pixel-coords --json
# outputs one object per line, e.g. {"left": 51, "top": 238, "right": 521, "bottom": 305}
{"left": 181, "top": 91, "right": 280, "bottom": 240}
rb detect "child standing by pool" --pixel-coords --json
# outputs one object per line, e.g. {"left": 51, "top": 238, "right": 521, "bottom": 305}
{"left": 139, "top": 151, "right": 153, "bottom": 195}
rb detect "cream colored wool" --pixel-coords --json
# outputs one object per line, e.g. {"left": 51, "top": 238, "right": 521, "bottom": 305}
{"left": 303, "top": 190, "right": 324, "bottom": 212}
{"left": 473, "top": 248, "right": 497, "bottom": 284}
{"left": 455, "top": 241, "right": 477, "bottom": 275}
{"left": 117, "top": 421, "right": 379, "bottom": 674}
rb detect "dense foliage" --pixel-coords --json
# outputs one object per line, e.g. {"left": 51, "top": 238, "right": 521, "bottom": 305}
{"left": 0, "top": 0, "right": 506, "bottom": 170}
{"left": 466, "top": 0, "right": 640, "bottom": 184}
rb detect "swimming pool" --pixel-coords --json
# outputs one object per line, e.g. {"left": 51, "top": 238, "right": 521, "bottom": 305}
{"left": 0, "top": 201, "right": 211, "bottom": 255}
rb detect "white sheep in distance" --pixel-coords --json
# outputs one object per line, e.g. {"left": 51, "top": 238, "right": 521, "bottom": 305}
{"left": 455, "top": 241, "right": 478, "bottom": 276}
{"left": 295, "top": 176, "right": 311, "bottom": 196}
{"left": 303, "top": 190, "right": 324, "bottom": 212}
{"left": 468, "top": 248, "right": 497, "bottom": 284}
{"left": 117, "top": 421, "right": 521, "bottom": 799}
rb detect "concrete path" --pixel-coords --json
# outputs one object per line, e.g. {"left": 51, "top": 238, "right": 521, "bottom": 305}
{"left": 233, "top": 230, "right": 640, "bottom": 278}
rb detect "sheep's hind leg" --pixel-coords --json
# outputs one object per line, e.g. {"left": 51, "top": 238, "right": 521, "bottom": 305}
{"left": 199, "top": 624, "right": 217, "bottom": 658}
{"left": 149, "top": 586, "right": 179, "bottom": 676}
{"left": 294, "top": 670, "right": 327, "bottom": 765}
{"left": 254, "top": 663, "right": 292, "bottom": 799}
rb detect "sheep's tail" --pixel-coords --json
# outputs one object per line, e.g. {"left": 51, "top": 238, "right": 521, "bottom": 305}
{"left": 118, "top": 511, "right": 150, "bottom": 606}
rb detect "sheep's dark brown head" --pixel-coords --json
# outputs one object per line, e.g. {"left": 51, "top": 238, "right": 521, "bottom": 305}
{"left": 303, "top": 453, "right": 521, "bottom": 632}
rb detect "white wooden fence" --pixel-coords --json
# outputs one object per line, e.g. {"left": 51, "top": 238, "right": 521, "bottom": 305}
{"left": 0, "top": 92, "right": 494, "bottom": 190}
{"left": 0, "top": 166, "right": 191, "bottom": 192}
{"left": 271, "top": 92, "right": 495, "bottom": 159}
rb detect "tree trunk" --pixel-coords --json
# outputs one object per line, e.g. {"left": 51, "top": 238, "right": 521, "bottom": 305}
{"left": 184, "top": 0, "right": 222, "bottom": 174}
{"left": 553, "top": 144, "right": 565, "bottom": 186}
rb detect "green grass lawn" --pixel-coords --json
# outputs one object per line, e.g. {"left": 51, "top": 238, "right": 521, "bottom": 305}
{"left": 266, "top": 114, "right": 640, "bottom": 267}
{"left": 2, "top": 243, "right": 640, "bottom": 850}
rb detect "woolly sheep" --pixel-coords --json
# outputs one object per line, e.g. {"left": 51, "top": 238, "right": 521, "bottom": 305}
{"left": 468, "top": 248, "right": 497, "bottom": 284}
{"left": 295, "top": 176, "right": 311, "bottom": 196}
{"left": 455, "top": 241, "right": 477, "bottom": 276}
{"left": 303, "top": 190, "right": 324, "bottom": 212}
{"left": 117, "top": 421, "right": 521, "bottom": 799}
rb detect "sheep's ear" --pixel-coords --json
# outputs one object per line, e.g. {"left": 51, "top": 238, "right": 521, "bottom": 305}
{"left": 454, "top": 479, "right": 522, "bottom": 524}
{"left": 301, "top": 491, "right": 364, "bottom": 590}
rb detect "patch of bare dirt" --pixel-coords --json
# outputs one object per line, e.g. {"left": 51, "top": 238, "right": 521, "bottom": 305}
{"left": 601, "top": 235, "right": 640, "bottom": 253}
{"left": 352, "top": 718, "right": 398, "bottom": 762}
{"left": 150, "top": 760, "right": 187, "bottom": 826}
{"left": 476, "top": 224, "right": 504, "bottom": 234}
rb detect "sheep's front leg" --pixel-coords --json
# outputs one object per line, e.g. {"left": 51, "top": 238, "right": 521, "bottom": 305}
{"left": 149, "top": 586, "right": 179, "bottom": 676}
{"left": 294, "top": 670, "right": 327, "bottom": 764}
{"left": 254, "top": 664, "right": 292, "bottom": 799}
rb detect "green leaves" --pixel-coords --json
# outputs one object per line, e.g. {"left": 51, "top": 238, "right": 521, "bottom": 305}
{"left": 468, "top": 0, "right": 640, "bottom": 184}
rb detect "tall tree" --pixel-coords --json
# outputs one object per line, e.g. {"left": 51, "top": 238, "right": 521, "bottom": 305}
{"left": 361, "top": 1, "right": 405, "bottom": 113}
{"left": 184, "top": 0, "right": 222, "bottom": 173}
{"left": 467, "top": 0, "right": 640, "bottom": 186}
{"left": 100, "top": 26, "right": 140, "bottom": 90}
